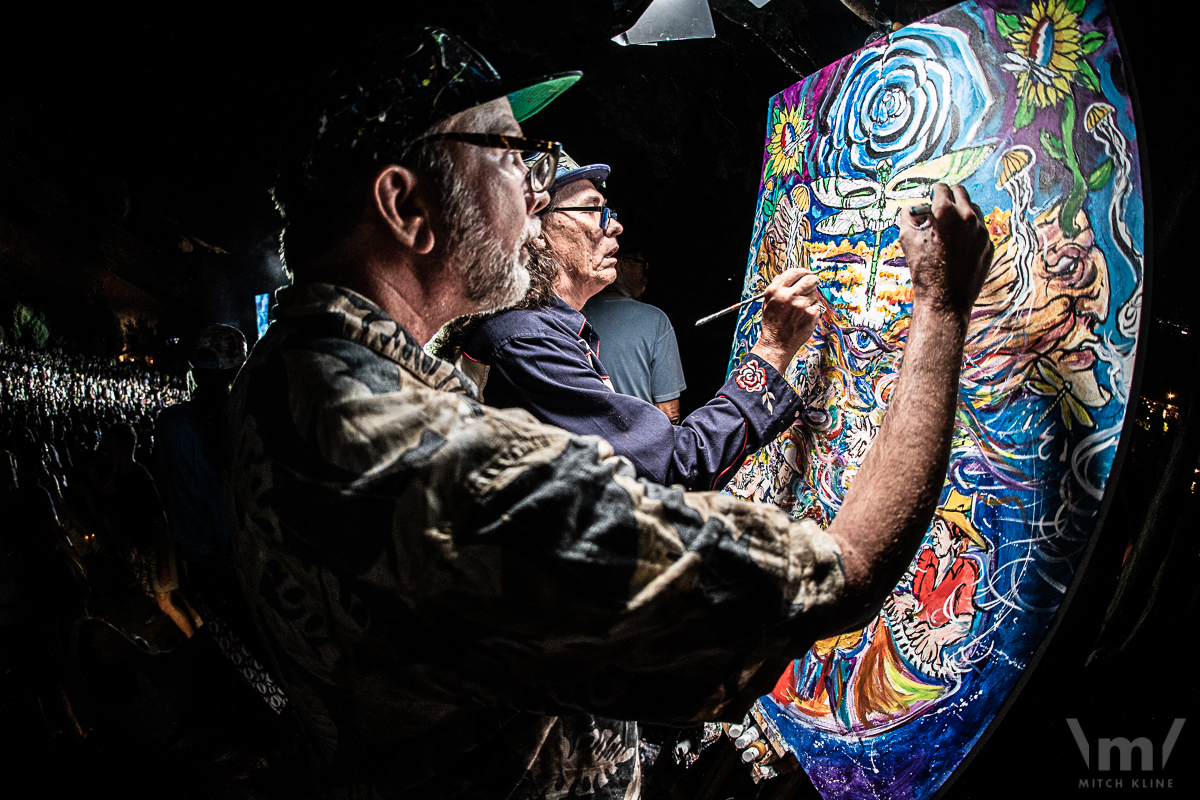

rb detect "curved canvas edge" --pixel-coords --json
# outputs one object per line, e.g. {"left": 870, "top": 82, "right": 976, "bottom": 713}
{"left": 930, "top": 1, "right": 1155, "bottom": 796}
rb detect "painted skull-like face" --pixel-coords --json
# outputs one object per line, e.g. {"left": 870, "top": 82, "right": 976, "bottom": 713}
{"left": 808, "top": 238, "right": 912, "bottom": 333}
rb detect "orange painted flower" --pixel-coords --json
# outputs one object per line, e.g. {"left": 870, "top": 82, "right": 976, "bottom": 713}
{"left": 985, "top": 208, "right": 1012, "bottom": 243}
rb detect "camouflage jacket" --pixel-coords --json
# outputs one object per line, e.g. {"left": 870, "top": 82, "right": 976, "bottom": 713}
{"left": 226, "top": 282, "right": 844, "bottom": 799}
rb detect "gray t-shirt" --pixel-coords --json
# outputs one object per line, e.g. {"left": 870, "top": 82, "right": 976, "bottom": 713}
{"left": 582, "top": 295, "right": 686, "bottom": 403}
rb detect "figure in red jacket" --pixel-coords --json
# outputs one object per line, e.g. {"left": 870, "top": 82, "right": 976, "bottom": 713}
{"left": 890, "top": 488, "right": 988, "bottom": 672}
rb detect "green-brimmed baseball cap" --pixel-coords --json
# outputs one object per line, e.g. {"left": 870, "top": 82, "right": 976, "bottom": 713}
{"left": 277, "top": 26, "right": 581, "bottom": 202}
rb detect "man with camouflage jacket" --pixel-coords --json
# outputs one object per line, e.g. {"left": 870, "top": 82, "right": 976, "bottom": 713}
{"left": 227, "top": 27, "right": 994, "bottom": 800}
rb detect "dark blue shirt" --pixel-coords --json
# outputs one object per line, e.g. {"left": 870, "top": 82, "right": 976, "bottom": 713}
{"left": 463, "top": 296, "right": 804, "bottom": 491}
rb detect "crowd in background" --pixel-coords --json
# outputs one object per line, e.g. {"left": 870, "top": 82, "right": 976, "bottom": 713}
{"left": 1, "top": 341, "right": 186, "bottom": 465}
{"left": 0, "top": 340, "right": 299, "bottom": 798}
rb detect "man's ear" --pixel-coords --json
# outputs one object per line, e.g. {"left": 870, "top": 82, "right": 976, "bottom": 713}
{"left": 373, "top": 165, "right": 436, "bottom": 255}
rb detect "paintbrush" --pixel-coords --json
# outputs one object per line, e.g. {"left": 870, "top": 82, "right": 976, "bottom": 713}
{"left": 694, "top": 283, "right": 838, "bottom": 327}
{"left": 694, "top": 291, "right": 767, "bottom": 327}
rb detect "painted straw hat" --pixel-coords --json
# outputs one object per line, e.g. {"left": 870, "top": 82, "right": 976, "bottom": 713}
{"left": 935, "top": 488, "right": 989, "bottom": 551}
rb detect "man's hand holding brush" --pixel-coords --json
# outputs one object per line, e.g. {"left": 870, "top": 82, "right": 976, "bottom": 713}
{"left": 748, "top": 267, "right": 825, "bottom": 376}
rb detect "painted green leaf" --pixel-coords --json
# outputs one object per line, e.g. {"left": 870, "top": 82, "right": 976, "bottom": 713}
{"left": 1014, "top": 96, "right": 1035, "bottom": 132}
{"left": 995, "top": 12, "right": 1020, "bottom": 39}
{"left": 1067, "top": 0, "right": 1086, "bottom": 14}
{"left": 1040, "top": 130, "right": 1066, "bottom": 160}
{"left": 1088, "top": 159, "right": 1113, "bottom": 191}
{"left": 936, "top": 146, "right": 995, "bottom": 187}
{"left": 882, "top": 146, "right": 995, "bottom": 200}
{"left": 1076, "top": 60, "right": 1101, "bottom": 92}
{"left": 1081, "top": 30, "right": 1106, "bottom": 54}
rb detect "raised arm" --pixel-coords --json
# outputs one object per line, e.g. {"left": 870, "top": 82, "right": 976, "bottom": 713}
{"left": 821, "top": 183, "right": 994, "bottom": 634}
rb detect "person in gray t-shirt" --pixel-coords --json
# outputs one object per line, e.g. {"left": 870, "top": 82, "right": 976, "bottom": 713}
{"left": 583, "top": 253, "right": 686, "bottom": 422}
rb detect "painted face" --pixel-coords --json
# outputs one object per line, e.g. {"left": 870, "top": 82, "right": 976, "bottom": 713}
{"left": 755, "top": 186, "right": 811, "bottom": 287}
{"left": 808, "top": 238, "right": 911, "bottom": 334}
{"left": 544, "top": 180, "right": 624, "bottom": 296}
{"left": 1031, "top": 205, "right": 1111, "bottom": 406}
{"left": 962, "top": 203, "right": 1113, "bottom": 416}
{"left": 931, "top": 518, "right": 955, "bottom": 559}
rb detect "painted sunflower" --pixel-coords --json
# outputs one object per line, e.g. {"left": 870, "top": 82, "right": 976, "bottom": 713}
{"left": 1000, "top": 0, "right": 1083, "bottom": 110}
{"left": 764, "top": 100, "right": 809, "bottom": 179}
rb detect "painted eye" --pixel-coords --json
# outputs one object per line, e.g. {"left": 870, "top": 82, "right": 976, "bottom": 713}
{"left": 891, "top": 177, "right": 936, "bottom": 193}
{"left": 1045, "top": 249, "right": 1087, "bottom": 280}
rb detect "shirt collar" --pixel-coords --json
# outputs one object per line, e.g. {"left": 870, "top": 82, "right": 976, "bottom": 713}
{"left": 275, "top": 281, "right": 479, "bottom": 397}
{"left": 549, "top": 294, "right": 598, "bottom": 346}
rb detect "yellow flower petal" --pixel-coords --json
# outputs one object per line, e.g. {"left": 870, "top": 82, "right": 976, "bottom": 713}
{"left": 1051, "top": 54, "right": 1077, "bottom": 72}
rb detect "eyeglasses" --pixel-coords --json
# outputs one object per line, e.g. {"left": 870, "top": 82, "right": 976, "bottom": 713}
{"left": 407, "top": 132, "right": 561, "bottom": 192}
{"left": 549, "top": 205, "right": 619, "bottom": 231}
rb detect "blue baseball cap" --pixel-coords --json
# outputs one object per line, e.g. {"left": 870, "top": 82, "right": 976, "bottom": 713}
{"left": 548, "top": 149, "right": 611, "bottom": 193}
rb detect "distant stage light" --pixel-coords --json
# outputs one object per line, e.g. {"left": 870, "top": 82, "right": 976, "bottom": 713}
{"left": 612, "top": 0, "right": 716, "bottom": 46}
{"left": 255, "top": 293, "right": 272, "bottom": 340}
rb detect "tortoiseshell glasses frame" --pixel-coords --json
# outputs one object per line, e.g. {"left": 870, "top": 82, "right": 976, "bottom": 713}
{"left": 408, "top": 133, "right": 561, "bottom": 192}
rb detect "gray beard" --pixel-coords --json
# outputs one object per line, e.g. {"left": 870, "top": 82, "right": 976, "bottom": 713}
{"left": 440, "top": 175, "right": 532, "bottom": 311}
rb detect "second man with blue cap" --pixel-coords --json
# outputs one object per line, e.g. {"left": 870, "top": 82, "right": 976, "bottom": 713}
{"left": 459, "top": 150, "right": 825, "bottom": 492}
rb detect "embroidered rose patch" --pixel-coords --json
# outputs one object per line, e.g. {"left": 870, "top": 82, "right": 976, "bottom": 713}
{"left": 735, "top": 361, "right": 768, "bottom": 393}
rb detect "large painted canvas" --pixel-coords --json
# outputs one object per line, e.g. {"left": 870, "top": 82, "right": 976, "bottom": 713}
{"left": 724, "top": 1, "right": 1145, "bottom": 797}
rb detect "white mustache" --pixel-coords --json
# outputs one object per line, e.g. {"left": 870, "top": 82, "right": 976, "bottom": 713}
{"left": 522, "top": 216, "right": 542, "bottom": 245}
